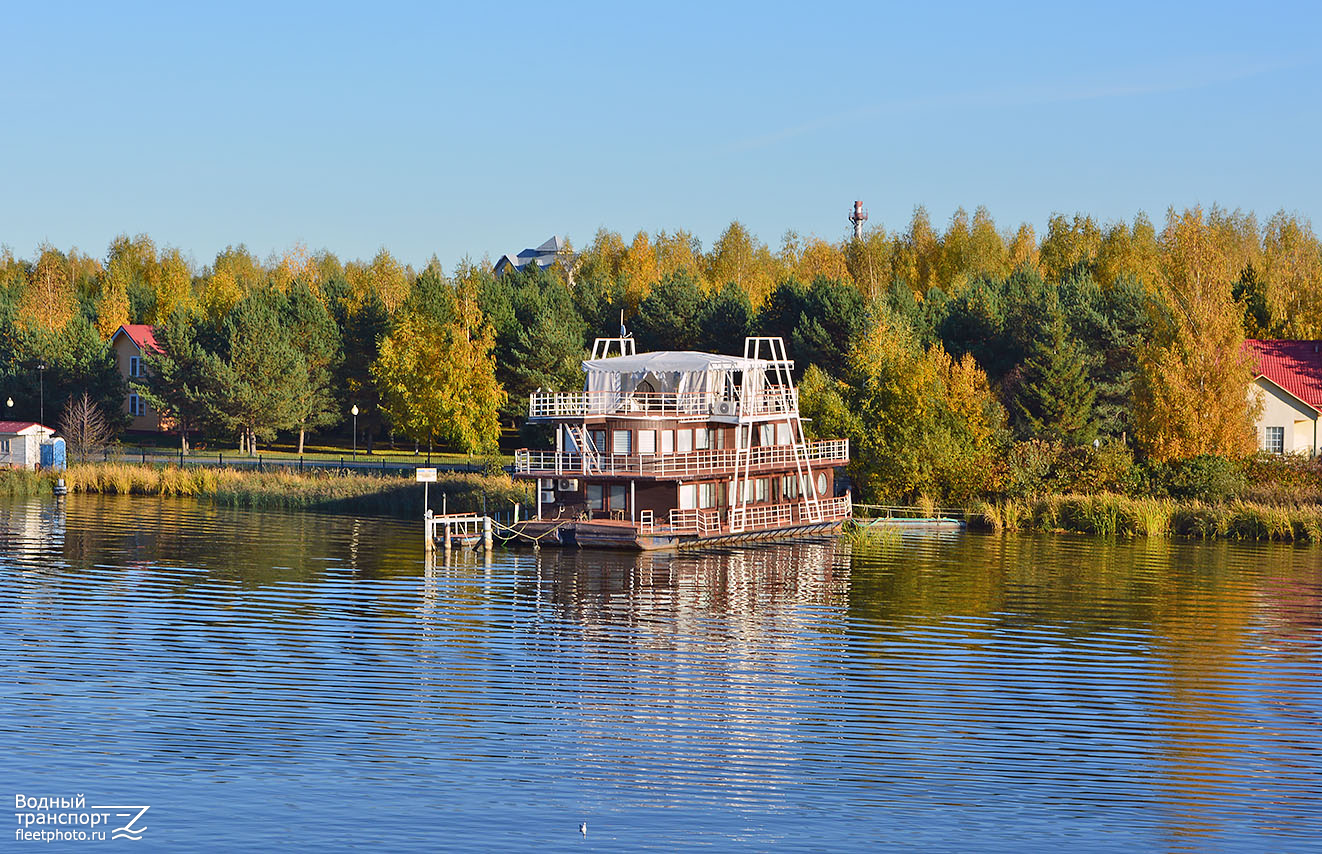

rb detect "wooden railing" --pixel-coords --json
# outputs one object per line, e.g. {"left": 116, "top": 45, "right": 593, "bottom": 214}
{"left": 514, "top": 439, "right": 849, "bottom": 477}
{"left": 528, "top": 387, "right": 798, "bottom": 419}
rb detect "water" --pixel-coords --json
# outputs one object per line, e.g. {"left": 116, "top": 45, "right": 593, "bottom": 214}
{"left": 2, "top": 496, "right": 1320, "bottom": 851}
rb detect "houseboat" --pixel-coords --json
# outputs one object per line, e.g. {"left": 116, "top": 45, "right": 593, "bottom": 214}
{"left": 512, "top": 336, "right": 851, "bottom": 549}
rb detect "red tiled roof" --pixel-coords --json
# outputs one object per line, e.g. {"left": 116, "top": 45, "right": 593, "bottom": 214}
{"left": 0, "top": 421, "right": 52, "bottom": 435}
{"left": 112, "top": 324, "right": 162, "bottom": 354}
{"left": 1246, "top": 339, "right": 1322, "bottom": 410}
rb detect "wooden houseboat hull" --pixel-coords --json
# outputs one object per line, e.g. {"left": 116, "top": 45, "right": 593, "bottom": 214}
{"left": 509, "top": 517, "right": 847, "bottom": 551}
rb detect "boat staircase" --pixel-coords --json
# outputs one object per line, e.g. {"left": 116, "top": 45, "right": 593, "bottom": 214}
{"left": 728, "top": 336, "right": 821, "bottom": 533}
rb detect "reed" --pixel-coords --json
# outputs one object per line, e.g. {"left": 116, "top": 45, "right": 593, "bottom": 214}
{"left": 841, "top": 520, "right": 902, "bottom": 547}
{"left": 55, "top": 462, "right": 533, "bottom": 518}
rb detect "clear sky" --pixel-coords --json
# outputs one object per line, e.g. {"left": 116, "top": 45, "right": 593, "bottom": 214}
{"left": 3, "top": 0, "right": 1319, "bottom": 270}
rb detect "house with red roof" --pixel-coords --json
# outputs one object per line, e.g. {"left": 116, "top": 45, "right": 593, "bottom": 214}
{"left": 1245, "top": 339, "right": 1322, "bottom": 455}
{"left": 110, "top": 324, "right": 165, "bottom": 432}
{"left": 0, "top": 421, "right": 55, "bottom": 469}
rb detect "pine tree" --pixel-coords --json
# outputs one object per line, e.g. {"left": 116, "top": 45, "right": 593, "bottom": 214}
{"left": 1010, "top": 315, "right": 1096, "bottom": 443}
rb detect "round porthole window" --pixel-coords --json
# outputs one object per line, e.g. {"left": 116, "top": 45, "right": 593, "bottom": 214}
{"left": 816, "top": 473, "right": 827, "bottom": 496}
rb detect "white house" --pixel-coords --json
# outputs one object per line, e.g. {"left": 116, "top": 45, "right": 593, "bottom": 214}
{"left": 0, "top": 421, "right": 56, "bottom": 469}
{"left": 1246, "top": 339, "right": 1322, "bottom": 455}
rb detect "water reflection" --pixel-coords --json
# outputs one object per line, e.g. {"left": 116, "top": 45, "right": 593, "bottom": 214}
{"left": 1, "top": 496, "right": 1319, "bottom": 851}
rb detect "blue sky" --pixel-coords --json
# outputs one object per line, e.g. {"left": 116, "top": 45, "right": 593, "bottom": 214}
{"left": 3, "top": 1, "right": 1318, "bottom": 270}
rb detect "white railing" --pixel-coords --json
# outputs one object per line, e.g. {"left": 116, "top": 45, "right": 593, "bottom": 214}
{"left": 514, "top": 439, "right": 849, "bottom": 476}
{"left": 667, "top": 508, "right": 722, "bottom": 536}
{"left": 661, "top": 495, "right": 852, "bottom": 537}
{"left": 528, "top": 388, "right": 798, "bottom": 419}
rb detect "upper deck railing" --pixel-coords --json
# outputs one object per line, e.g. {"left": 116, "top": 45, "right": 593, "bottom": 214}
{"left": 514, "top": 438, "right": 849, "bottom": 477}
{"left": 527, "top": 387, "right": 798, "bottom": 420}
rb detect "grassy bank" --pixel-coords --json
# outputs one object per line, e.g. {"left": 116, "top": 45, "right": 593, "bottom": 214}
{"left": 0, "top": 463, "right": 532, "bottom": 518}
{"left": 968, "top": 493, "right": 1322, "bottom": 542}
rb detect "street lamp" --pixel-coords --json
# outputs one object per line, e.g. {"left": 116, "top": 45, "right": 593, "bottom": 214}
{"left": 37, "top": 363, "right": 45, "bottom": 426}
{"left": 351, "top": 405, "right": 359, "bottom": 458}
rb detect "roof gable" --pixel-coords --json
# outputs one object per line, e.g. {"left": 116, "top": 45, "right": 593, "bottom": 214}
{"left": 111, "top": 324, "right": 163, "bottom": 354}
{"left": 1246, "top": 339, "right": 1322, "bottom": 410}
{"left": 0, "top": 421, "right": 53, "bottom": 436}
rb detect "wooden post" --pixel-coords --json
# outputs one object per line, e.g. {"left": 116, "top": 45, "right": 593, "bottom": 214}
{"left": 483, "top": 515, "right": 493, "bottom": 551}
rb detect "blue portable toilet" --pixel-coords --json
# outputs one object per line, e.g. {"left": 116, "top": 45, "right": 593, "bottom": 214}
{"left": 40, "top": 438, "right": 66, "bottom": 471}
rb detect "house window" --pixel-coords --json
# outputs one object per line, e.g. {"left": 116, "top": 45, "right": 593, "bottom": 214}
{"left": 676, "top": 429, "right": 693, "bottom": 454}
{"left": 637, "top": 430, "right": 656, "bottom": 455}
{"left": 587, "top": 484, "right": 604, "bottom": 510}
{"left": 0, "top": 440, "right": 9, "bottom": 455}
{"left": 1264, "top": 426, "right": 1285, "bottom": 455}
{"left": 129, "top": 394, "right": 147, "bottom": 417}
{"left": 612, "top": 430, "right": 632, "bottom": 455}
{"left": 129, "top": 355, "right": 142, "bottom": 377}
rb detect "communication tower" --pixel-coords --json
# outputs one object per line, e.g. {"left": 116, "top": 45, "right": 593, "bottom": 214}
{"left": 849, "top": 200, "right": 868, "bottom": 240}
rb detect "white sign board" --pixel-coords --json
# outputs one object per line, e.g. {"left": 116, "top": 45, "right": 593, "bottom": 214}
{"left": 416, "top": 467, "right": 438, "bottom": 483}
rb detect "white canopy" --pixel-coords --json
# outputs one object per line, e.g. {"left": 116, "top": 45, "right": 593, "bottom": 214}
{"left": 582, "top": 350, "right": 769, "bottom": 399}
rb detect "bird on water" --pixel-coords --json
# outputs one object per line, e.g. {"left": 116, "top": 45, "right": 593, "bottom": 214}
{"left": 580, "top": 822, "right": 587, "bottom": 835}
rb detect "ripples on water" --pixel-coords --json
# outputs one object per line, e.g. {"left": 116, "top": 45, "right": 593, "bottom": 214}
{"left": 1, "top": 496, "right": 1320, "bottom": 851}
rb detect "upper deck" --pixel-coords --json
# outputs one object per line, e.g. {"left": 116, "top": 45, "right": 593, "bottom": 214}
{"left": 528, "top": 339, "right": 801, "bottom": 423}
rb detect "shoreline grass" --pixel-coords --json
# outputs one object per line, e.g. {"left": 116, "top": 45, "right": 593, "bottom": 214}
{"left": 966, "top": 492, "right": 1322, "bottom": 542}
{"left": 0, "top": 463, "right": 532, "bottom": 519}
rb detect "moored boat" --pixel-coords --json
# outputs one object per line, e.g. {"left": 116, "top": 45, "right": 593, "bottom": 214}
{"left": 511, "top": 335, "right": 851, "bottom": 550}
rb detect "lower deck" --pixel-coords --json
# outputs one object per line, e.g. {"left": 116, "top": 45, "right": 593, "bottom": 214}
{"left": 510, "top": 495, "right": 852, "bottom": 551}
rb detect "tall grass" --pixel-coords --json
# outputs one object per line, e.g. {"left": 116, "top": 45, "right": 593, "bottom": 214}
{"left": 48, "top": 462, "right": 533, "bottom": 518}
{"left": 964, "top": 491, "right": 1322, "bottom": 543}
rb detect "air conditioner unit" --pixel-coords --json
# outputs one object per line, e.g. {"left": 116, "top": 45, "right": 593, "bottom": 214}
{"left": 557, "top": 478, "right": 579, "bottom": 492}
{"left": 710, "top": 400, "right": 736, "bottom": 416}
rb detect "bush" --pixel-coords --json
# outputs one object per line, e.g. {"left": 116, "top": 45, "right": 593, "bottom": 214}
{"left": 1147, "top": 454, "right": 1245, "bottom": 502}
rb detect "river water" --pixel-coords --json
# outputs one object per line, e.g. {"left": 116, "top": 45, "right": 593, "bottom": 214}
{"left": 2, "top": 496, "right": 1320, "bottom": 851}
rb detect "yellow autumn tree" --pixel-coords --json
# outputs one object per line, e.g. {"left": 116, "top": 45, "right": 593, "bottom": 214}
{"left": 346, "top": 248, "right": 410, "bottom": 313}
{"left": 968, "top": 206, "right": 1010, "bottom": 281}
{"left": 654, "top": 229, "right": 702, "bottom": 283}
{"left": 618, "top": 230, "right": 659, "bottom": 311}
{"left": 938, "top": 207, "right": 974, "bottom": 291}
{"left": 201, "top": 245, "right": 264, "bottom": 320}
{"left": 20, "top": 245, "right": 77, "bottom": 332}
{"left": 706, "top": 221, "right": 777, "bottom": 305}
{"left": 95, "top": 265, "right": 130, "bottom": 338}
{"left": 1039, "top": 213, "right": 1102, "bottom": 283}
{"left": 796, "top": 237, "right": 851, "bottom": 285}
{"left": 891, "top": 206, "right": 939, "bottom": 294}
{"left": 1132, "top": 206, "right": 1259, "bottom": 461}
{"left": 1260, "top": 211, "right": 1322, "bottom": 337}
{"left": 843, "top": 225, "right": 892, "bottom": 301}
{"left": 272, "top": 243, "right": 323, "bottom": 297}
{"left": 1006, "top": 223, "right": 1040, "bottom": 274}
{"left": 152, "top": 248, "right": 193, "bottom": 324}
{"left": 371, "top": 288, "right": 504, "bottom": 454}
{"left": 1095, "top": 213, "right": 1162, "bottom": 290}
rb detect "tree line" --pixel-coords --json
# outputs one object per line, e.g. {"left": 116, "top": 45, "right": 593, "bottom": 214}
{"left": 1, "top": 203, "right": 1318, "bottom": 499}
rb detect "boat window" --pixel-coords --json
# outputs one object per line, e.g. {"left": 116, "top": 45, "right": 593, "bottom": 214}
{"left": 679, "top": 484, "right": 697, "bottom": 510}
{"left": 587, "top": 484, "right": 604, "bottom": 510}
{"left": 590, "top": 430, "right": 606, "bottom": 454}
{"left": 699, "top": 483, "right": 718, "bottom": 508}
{"left": 637, "top": 430, "right": 656, "bottom": 455}
{"left": 755, "top": 478, "right": 770, "bottom": 502}
{"left": 759, "top": 423, "right": 774, "bottom": 446}
{"left": 676, "top": 429, "right": 693, "bottom": 454}
{"left": 660, "top": 430, "right": 674, "bottom": 454}
{"left": 612, "top": 430, "right": 632, "bottom": 455}
{"left": 694, "top": 427, "right": 710, "bottom": 450}
{"left": 609, "top": 484, "right": 628, "bottom": 510}
{"left": 776, "top": 422, "right": 792, "bottom": 445}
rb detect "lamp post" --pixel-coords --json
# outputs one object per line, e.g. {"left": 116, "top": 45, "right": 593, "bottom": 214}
{"left": 351, "top": 404, "right": 359, "bottom": 459}
{"left": 37, "top": 363, "right": 45, "bottom": 426}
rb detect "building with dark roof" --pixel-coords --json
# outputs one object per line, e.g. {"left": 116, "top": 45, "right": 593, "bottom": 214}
{"left": 493, "top": 236, "right": 574, "bottom": 278}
